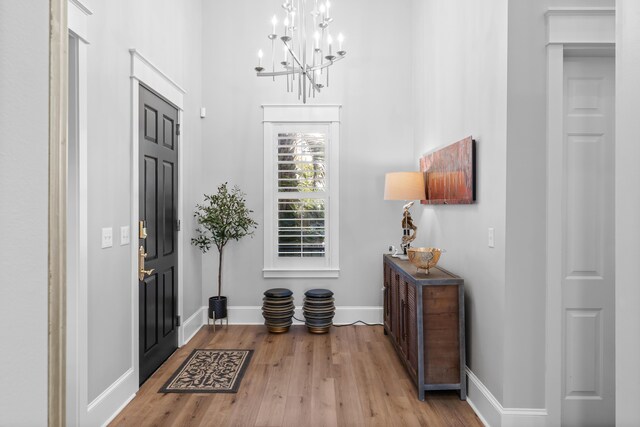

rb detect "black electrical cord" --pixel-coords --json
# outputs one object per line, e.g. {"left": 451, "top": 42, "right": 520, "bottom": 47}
{"left": 292, "top": 315, "right": 382, "bottom": 327}
{"left": 332, "top": 320, "right": 383, "bottom": 327}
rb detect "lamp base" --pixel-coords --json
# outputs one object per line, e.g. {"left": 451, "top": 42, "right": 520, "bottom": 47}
{"left": 400, "top": 206, "right": 418, "bottom": 252}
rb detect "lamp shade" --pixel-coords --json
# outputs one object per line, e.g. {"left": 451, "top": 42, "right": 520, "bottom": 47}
{"left": 384, "top": 172, "right": 425, "bottom": 201}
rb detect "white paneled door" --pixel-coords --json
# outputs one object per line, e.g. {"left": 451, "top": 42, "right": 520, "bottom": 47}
{"left": 562, "top": 56, "right": 615, "bottom": 427}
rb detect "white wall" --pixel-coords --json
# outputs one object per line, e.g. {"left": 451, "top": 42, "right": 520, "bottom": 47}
{"left": 199, "top": 0, "right": 415, "bottom": 309}
{"left": 615, "top": 0, "right": 640, "bottom": 424}
{"left": 411, "top": 0, "right": 509, "bottom": 405}
{"left": 0, "top": 1, "right": 49, "bottom": 426}
{"left": 502, "top": 0, "right": 549, "bottom": 409}
{"left": 81, "top": 0, "right": 203, "bottom": 404}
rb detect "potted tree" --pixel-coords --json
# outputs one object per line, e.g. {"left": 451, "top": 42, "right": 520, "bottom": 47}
{"left": 192, "top": 183, "right": 258, "bottom": 322}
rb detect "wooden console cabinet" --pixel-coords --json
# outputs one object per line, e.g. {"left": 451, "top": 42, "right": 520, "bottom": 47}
{"left": 383, "top": 254, "right": 466, "bottom": 400}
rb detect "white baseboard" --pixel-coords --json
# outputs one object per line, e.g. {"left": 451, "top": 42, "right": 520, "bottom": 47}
{"left": 224, "top": 305, "right": 383, "bottom": 325}
{"left": 180, "top": 306, "right": 207, "bottom": 346}
{"left": 466, "top": 367, "right": 547, "bottom": 427}
{"left": 84, "top": 367, "right": 137, "bottom": 427}
{"left": 100, "top": 392, "right": 135, "bottom": 427}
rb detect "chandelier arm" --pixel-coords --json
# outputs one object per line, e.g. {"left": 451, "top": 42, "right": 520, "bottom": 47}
{"left": 256, "top": 54, "right": 344, "bottom": 77}
{"left": 307, "top": 54, "right": 344, "bottom": 71}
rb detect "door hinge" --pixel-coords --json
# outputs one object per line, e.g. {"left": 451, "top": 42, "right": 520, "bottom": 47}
{"left": 176, "top": 219, "right": 181, "bottom": 231}
{"left": 176, "top": 315, "right": 181, "bottom": 326}
{"left": 176, "top": 123, "right": 181, "bottom": 136}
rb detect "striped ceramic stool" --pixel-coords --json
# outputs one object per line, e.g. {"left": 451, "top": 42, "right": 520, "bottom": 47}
{"left": 262, "top": 288, "right": 294, "bottom": 333}
{"left": 303, "top": 289, "right": 335, "bottom": 334}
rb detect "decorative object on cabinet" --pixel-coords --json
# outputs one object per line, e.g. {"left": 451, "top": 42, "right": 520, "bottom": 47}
{"left": 192, "top": 183, "right": 258, "bottom": 327}
{"left": 303, "top": 288, "right": 335, "bottom": 334}
{"left": 383, "top": 254, "right": 466, "bottom": 401}
{"left": 420, "top": 136, "right": 476, "bottom": 205}
{"left": 262, "top": 288, "right": 295, "bottom": 333}
{"left": 407, "top": 247, "right": 444, "bottom": 274}
{"left": 384, "top": 172, "right": 426, "bottom": 255}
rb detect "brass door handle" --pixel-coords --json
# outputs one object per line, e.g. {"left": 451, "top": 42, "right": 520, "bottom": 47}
{"left": 138, "top": 245, "right": 154, "bottom": 281}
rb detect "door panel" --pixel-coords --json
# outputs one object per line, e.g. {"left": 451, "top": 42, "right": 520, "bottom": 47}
{"left": 162, "top": 161, "right": 174, "bottom": 255}
{"left": 139, "top": 85, "right": 179, "bottom": 385}
{"left": 143, "top": 156, "right": 158, "bottom": 260}
{"left": 143, "top": 274, "right": 158, "bottom": 352}
{"left": 562, "top": 56, "right": 614, "bottom": 427}
{"left": 162, "top": 268, "right": 175, "bottom": 337}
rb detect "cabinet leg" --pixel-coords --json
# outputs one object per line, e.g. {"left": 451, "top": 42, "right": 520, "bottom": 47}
{"left": 383, "top": 328, "right": 388, "bottom": 336}
{"left": 459, "top": 383, "right": 467, "bottom": 400}
{"left": 419, "top": 388, "right": 425, "bottom": 402}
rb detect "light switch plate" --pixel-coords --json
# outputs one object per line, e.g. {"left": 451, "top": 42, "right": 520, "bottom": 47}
{"left": 120, "top": 226, "right": 130, "bottom": 246}
{"left": 488, "top": 227, "right": 495, "bottom": 248}
{"left": 101, "top": 227, "right": 113, "bottom": 248}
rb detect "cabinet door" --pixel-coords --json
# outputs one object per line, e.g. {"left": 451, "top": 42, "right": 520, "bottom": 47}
{"left": 383, "top": 263, "right": 391, "bottom": 331}
{"left": 390, "top": 270, "right": 400, "bottom": 339}
{"left": 399, "top": 280, "right": 408, "bottom": 355}
{"left": 406, "top": 283, "right": 418, "bottom": 377}
{"left": 423, "top": 285, "right": 460, "bottom": 385}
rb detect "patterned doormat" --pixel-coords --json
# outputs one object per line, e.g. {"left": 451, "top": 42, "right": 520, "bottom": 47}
{"left": 159, "top": 349, "right": 253, "bottom": 393}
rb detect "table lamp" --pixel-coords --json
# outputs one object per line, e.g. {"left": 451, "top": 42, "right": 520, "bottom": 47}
{"left": 384, "top": 172, "right": 426, "bottom": 255}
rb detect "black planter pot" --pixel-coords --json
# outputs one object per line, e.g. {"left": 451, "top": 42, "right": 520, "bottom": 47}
{"left": 208, "top": 296, "right": 228, "bottom": 320}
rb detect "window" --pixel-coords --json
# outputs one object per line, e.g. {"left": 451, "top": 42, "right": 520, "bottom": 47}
{"left": 263, "top": 105, "right": 340, "bottom": 278}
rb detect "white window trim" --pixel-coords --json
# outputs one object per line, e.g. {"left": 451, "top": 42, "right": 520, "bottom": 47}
{"left": 263, "top": 105, "right": 341, "bottom": 278}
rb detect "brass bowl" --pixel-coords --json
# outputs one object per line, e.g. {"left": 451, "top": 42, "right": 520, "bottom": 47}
{"left": 407, "top": 247, "right": 443, "bottom": 274}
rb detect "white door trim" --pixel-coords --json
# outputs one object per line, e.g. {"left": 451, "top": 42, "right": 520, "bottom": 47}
{"left": 67, "top": 1, "right": 91, "bottom": 426}
{"left": 129, "top": 49, "right": 187, "bottom": 391}
{"left": 545, "top": 8, "right": 615, "bottom": 426}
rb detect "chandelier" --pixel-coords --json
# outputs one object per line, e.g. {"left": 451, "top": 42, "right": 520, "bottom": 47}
{"left": 255, "top": 0, "right": 347, "bottom": 104}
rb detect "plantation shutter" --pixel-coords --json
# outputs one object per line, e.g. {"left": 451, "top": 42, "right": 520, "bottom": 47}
{"left": 276, "top": 132, "right": 327, "bottom": 258}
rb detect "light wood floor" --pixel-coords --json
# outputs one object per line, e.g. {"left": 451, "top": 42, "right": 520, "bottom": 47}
{"left": 110, "top": 325, "right": 483, "bottom": 427}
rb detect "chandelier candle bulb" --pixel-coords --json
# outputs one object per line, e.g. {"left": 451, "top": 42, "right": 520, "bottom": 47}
{"left": 326, "top": 0, "right": 331, "bottom": 19}
{"left": 338, "top": 33, "right": 344, "bottom": 52}
{"left": 258, "top": 50, "right": 263, "bottom": 67}
{"left": 272, "top": 15, "right": 277, "bottom": 34}
{"left": 284, "top": 16, "right": 289, "bottom": 36}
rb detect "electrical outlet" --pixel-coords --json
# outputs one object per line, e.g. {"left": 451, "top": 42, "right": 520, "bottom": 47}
{"left": 120, "top": 226, "right": 130, "bottom": 246}
{"left": 101, "top": 227, "right": 113, "bottom": 248}
{"left": 488, "top": 227, "right": 495, "bottom": 248}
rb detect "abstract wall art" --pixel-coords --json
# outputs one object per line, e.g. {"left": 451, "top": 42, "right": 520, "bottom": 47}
{"left": 420, "top": 136, "right": 476, "bottom": 205}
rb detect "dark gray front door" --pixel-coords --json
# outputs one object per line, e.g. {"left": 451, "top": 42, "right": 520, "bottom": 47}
{"left": 139, "top": 85, "right": 179, "bottom": 385}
